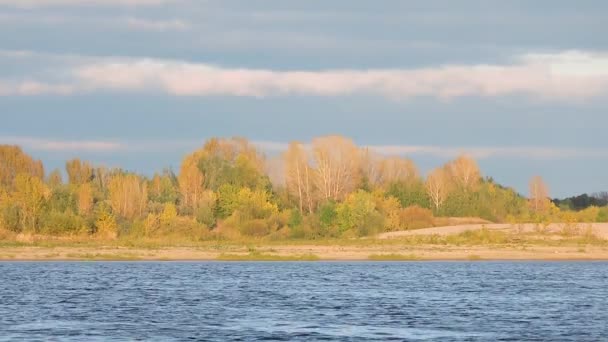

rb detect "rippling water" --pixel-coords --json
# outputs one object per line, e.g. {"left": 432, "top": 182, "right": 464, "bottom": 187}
{"left": 0, "top": 261, "right": 607, "bottom": 341}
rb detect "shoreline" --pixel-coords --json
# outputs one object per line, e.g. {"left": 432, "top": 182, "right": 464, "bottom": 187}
{"left": 2, "top": 244, "right": 608, "bottom": 261}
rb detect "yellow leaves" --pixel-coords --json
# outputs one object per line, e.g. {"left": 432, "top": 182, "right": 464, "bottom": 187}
{"left": 77, "top": 183, "right": 93, "bottom": 215}
{"left": 160, "top": 202, "right": 178, "bottom": 225}
{"left": 65, "top": 159, "right": 93, "bottom": 185}
{"left": 178, "top": 151, "right": 205, "bottom": 210}
{"left": 13, "top": 173, "right": 48, "bottom": 231}
{"left": 95, "top": 208, "right": 118, "bottom": 240}
{"left": 446, "top": 154, "right": 481, "bottom": 191}
{"left": 0, "top": 145, "right": 44, "bottom": 189}
{"left": 108, "top": 173, "right": 148, "bottom": 219}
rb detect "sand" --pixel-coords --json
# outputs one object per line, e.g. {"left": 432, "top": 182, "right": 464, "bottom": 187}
{"left": 0, "top": 244, "right": 607, "bottom": 261}
{"left": 1, "top": 222, "right": 608, "bottom": 261}
{"left": 377, "top": 223, "right": 608, "bottom": 239}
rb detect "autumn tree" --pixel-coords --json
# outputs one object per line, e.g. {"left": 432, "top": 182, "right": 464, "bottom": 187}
{"left": 0, "top": 145, "right": 44, "bottom": 189}
{"left": 312, "top": 135, "right": 360, "bottom": 201}
{"left": 378, "top": 156, "right": 419, "bottom": 187}
{"left": 198, "top": 137, "right": 268, "bottom": 191}
{"left": 108, "top": 173, "right": 148, "bottom": 219}
{"left": 12, "top": 173, "right": 49, "bottom": 231}
{"left": 149, "top": 169, "right": 179, "bottom": 204}
{"left": 77, "top": 183, "right": 93, "bottom": 216}
{"left": 284, "top": 141, "right": 315, "bottom": 213}
{"left": 446, "top": 155, "right": 481, "bottom": 191}
{"left": 425, "top": 167, "right": 452, "bottom": 211}
{"left": 178, "top": 151, "right": 205, "bottom": 211}
{"left": 529, "top": 175, "right": 550, "bottom": 213}
{"left": 47, "top": 169, "right": 63, "bottom": 188}
{"left": 65, "top": 159, "right": 93, "bottom": 185}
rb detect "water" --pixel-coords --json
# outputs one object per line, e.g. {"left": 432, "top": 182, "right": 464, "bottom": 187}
{"left": 0, "top": 262, "right": 607, "bottom": 341}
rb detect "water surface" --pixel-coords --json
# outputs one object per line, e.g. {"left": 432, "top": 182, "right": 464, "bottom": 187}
{"left": 1, "top": 262, "right": 606, "bottom": 341}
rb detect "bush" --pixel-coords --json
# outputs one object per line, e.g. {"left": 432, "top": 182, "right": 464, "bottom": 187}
{"left": 399, "top": 205, "right": 434, "bottom": 230}
{"left": 40, "top": 210, "right": 87, "bottom": 235}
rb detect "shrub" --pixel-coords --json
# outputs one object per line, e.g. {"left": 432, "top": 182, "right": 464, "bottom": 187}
{"left": 400, "top": 205, "right": 434, "bottom": 230}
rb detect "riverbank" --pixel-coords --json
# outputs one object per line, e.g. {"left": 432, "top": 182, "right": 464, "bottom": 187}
{"left": 1, "top": 244, "right": 608, "bottom": 261}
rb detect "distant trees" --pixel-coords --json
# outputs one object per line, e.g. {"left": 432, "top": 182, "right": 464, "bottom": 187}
{"left": 0, "top": 136, "right": 604, "bottom": 241}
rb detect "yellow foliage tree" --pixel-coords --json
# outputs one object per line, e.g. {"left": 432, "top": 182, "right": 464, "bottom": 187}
{"left": 0, "top": 145, "right": 44, "bottom": 190}
{"left": 108, "top": 174, "right": 148, "bottom": 219}
{"left": 77, "top": 183, "right": 93, "bottom": 216}
{"left": 12, "top": 173, "right": 49, "bottom": 231}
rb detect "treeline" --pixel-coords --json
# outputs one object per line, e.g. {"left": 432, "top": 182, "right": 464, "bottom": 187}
{"left": 0, "top": 136, "right": 606, "bottom": 240}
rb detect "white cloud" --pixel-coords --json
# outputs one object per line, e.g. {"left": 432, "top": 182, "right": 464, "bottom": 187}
{"left": 252, "top": 140, "right": 608, "bottom": 160}
{"left": 124, "top": 17, "right": 189, "bottom": 31}
{"left": 2, "top": 136, "right": 605, "bottom": 160}
{"left": 0, "top": 137, "right": 123, "bottom": 152}
{"left": 0, "top": 0, "right": 171, "bottom": 7}
{"left": 1, "top": 50, "right": 608, "bottom": 100}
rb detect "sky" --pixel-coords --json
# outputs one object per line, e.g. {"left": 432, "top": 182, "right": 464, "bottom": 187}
{"left": 0, "top": 0, "right": 607, "bottom": 197}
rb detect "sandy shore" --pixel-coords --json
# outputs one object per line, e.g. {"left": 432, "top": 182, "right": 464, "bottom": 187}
{"left": 377, "top": 223, "right": 608, "bottom": 239}
{"left": 1, "top": 244, "right": 607, "bottom": 261}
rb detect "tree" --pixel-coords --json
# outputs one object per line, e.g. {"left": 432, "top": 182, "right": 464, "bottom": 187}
{"left": 178, "top": 151, "right": 205, "bottom": 211}
{"left": 312, "top": 135, "right": 360, "bottom": 201}
{"left": 12, "top": 173, "right": 49, "bottom": 231}
{"left": 529, "top": 175, "right": 550, "bottom": 213}
{"left": 65, "top": 159, "right": 93, "bottom": 185}
{"left": 0, "top": 145, "right": 44, "bottom": 190}
{"left": 77, "top": 183, "right": 93, "bottom": 216}
{"left": 149, "top": 169, "right": 179, "bottom": 204}
{"left": 446, "top": 155, "right": 481, "bottom": 191}
{"left": 284, "top": 141, "right": 315, "bottom": 213}
{"left": 47, "top": 169, "right": 63, "bottom": 188}
{"left": 378, "top": 156, "right": 419, "bottom": 187}
{"left": 425, "top": 167, "right": 452, "bottom": 211}
{"left": 108, "top": 173, "right": 148, "bottom": 219}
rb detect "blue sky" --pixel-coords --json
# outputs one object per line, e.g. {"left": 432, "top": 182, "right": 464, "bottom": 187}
{"left": 0, "top": 0, "right": 607, "bottom": 197}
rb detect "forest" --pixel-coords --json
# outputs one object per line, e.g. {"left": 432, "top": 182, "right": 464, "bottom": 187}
{"left": 1, "top": 136, "right": 607, "bottom": 242}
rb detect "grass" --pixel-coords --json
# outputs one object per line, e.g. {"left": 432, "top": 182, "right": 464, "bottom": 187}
{"left": 217, "top": 252, "right": 319, "bottom": 261}
{"left": 368, "top": 253, "right": 421, "bottom": 261}
{"left": 64, "top": 252, "right": 142, "bottom": 261}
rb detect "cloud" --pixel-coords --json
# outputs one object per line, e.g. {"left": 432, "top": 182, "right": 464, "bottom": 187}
{"left": 124, "top": 17, "right": 189, "bottom": 31}
{"left": 252, "top": 140, "right": 608, "bottom": 160}
{"left": 3, "top": 136, "right": 606, "bottom": 160}
{"left": 0, "top": 0, "right": 171, "bottom": 7}
{"left": 0, "top": 81, "right": 75, "bottom": 96}
{"left": 0, "top": 137, "right": 124, "bottom": 152}
{"left": 1, "top": 50, "right": 608, "bottom": 100}
{"left": 365, "top": 145, "right": 608, "bottom": 160}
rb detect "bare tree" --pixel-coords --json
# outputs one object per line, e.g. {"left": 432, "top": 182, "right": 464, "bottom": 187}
{"left": 284, "top": 142, "right": 315, "bottom": 213}
{"left": 426, "top": 167, "right": 451, "bottom": 210}
{"left": 529, "top": 175, "right": 550, "bottom": 213}
{"left": 378, "top": 156, "right": 419, "bottom": 186}
{"left": 447, "top": 154, "right": 480, "bottom": 191}
{"left": 312, "top": 135, "right": 360, "bottom": 201}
